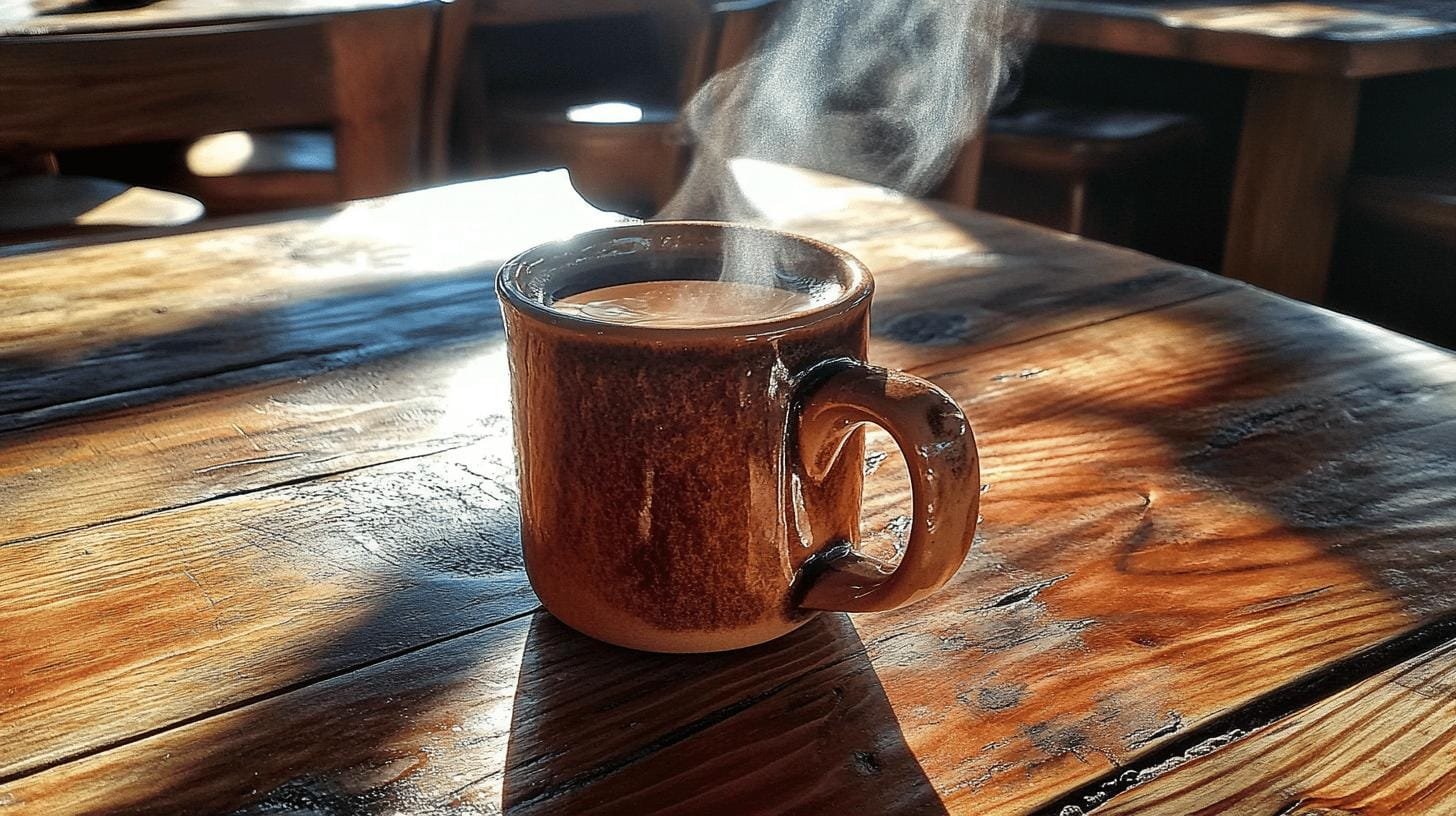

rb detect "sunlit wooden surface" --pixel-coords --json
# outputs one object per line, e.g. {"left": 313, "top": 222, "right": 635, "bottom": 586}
{"left": 2, "top": 166, "right": 1455, "bottom": 814}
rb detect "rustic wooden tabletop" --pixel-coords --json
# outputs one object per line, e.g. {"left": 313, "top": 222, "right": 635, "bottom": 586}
{"left": 2, "top": 165, "right": 1454, "bottom": 814}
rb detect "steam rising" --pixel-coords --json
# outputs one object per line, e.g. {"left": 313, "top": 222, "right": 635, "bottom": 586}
{"left": 660, "top": 0, "right": 1029, "bottom": 225}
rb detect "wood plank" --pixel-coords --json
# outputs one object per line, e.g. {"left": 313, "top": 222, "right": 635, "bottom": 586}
{"left": 0, "top": 441, "right": 539, "bottom": 780}
{"left": 1221, "top": 71, "right": 1360, "bottom": 303}
{"left": 1088, "top": 637, "right": 1456, "bottom": 815}
{"left": 0, "top": 173, "right": 1228, "bottom": 548}
{"left": 479, "top": 288, "right": 1456, "bottom": 815}
{"left": 0, "top": 172, "right": 626, "bottom": 428}
{"left": 4, "top": 284, "right": 1455, "bottom": 812}
{"left": 1033, "top": 1, "right": 1456, "bottom": 78}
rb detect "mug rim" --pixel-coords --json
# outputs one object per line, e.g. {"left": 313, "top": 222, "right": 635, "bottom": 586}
{"left": 496, "top": 221, "right": 874, "bottom": 340}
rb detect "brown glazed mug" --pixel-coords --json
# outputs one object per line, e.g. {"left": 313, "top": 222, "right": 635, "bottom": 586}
{"left": 497, "top": 222, "right": 980, "bottom": 652}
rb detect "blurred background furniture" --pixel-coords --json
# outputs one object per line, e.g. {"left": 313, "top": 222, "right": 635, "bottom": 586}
{"left": 0, "top": 0, "right": 463, "bottom": 237}
{"left": 1329, "top": 172, "right": 1456, "bottom": 349}
{"left": 9, "top": 165, "right": 1456, "bottom": 813}
{"left": 969, "top": 102, "right": 1203, "bottom": 248}
{"left": 168, "top": 0, "right": 473, "bottom": 214}
{"left": 1029, "top": 0, "right": 1456, "bottom": 304}
{"left": 458, "top": 0, "right": 780, "bottom": 216}
{"left": 0, "top": 156, "right": 202, "bottom": 246}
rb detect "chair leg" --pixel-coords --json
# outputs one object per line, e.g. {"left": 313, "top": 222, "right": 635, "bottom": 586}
{"left": 328, "top": 6, "right": 435, "bottom": 199}
{"left": 935, "top": 135, "right": 985, "bottom": 209}
{"left": 424, "top": 0, "right": 477, "bottom": 182}
{"left": 1067, "top": 178, "right": 1087, "bottom": 236}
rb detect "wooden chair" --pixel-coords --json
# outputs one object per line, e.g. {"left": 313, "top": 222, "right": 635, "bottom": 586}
{"left": 959, "top": 102, "right": 1203, "bottom": 246}
{"left": 168, "top": 0, "right": 476, "bottom": 214}
{"left": 0, "top": 2, "right": 447, "bottom": 231}
{"left": 471, "top": 0, "right": 780, "bottom": 216}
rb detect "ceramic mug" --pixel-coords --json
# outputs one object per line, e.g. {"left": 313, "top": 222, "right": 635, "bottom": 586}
{"left": 497, "top": 222, "right": 979, "bottom": 652}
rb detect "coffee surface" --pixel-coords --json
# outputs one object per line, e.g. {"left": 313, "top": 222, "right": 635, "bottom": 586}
{"left": 552, "top": 280, "right": 820, "bottom": 328}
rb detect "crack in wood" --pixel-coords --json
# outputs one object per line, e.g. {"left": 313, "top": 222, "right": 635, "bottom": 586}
{"left": 0, "top": 441, "right": 474, "bottom": 551}
{"left": 0, "top": 606, "right": 541, "bottom": 788}
{"left": 984, "top": 574, "right": 1070, "bottom": 610}
{"left": 1037, "top": 614, "right": 1456, "bottom": 815}
{"left": 194, "top": 451, "right": 308, "bottom": 474}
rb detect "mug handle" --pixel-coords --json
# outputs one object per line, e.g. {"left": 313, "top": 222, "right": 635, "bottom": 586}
{"left": 793, "top": 359, "right": 980, "bottom": 613}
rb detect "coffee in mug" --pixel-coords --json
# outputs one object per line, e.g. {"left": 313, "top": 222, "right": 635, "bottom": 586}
{"left": 498, "top": 222, "right": 979, "bottom": 653}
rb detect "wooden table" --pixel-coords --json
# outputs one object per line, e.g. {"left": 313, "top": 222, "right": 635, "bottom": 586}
{"left": 3, "top": 165, "right": 1456, "bottom": 814}
{"left": 1, "top": 0, "right": 471, "bottom": 207}
{"left": 1034, "top": 0, "right": 1456, "bottom": 303}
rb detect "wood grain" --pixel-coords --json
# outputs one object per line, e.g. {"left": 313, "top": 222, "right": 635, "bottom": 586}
{"left": 4, "top": 285, "right": 1456, "bottom": 810}
{"left": 1033, "top": 0, "right": 1456, "bottom": 78}
{"left": 0, "top": 172, "right": 1224, "bottom": 547}
{"left": 3, "top": 167, "right": 1455, "bottom": 813}
{"left": 1090, "top": 638, "right": 1456, "bottom": 815}
{"left": 0, "top": 172, "right": 626, "bottom": 428}
{"left": 0, "top": 440, "right": 538, "bottom": 781}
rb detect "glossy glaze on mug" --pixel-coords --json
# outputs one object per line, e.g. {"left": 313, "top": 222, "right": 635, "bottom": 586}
{"left": 499, "top": 224, "right": 873, "bottom": 652}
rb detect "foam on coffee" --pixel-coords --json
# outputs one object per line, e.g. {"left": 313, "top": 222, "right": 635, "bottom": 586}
{"left": 552, "top": 280, "right": 819, "bottom": 328}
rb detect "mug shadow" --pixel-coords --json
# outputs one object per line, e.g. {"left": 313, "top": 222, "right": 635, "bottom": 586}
{"left": 502, "top": 611, "right": 950, "bottom": 816}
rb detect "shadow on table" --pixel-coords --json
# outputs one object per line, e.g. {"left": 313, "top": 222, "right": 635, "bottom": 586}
{"left": 39, "top": 513, "right": 535, "bottom": 815}
{"left": 978, "top": 287, "right": 1456, "bottom": 619}
{"left": 502, "top": 611, "right": 948, "bottom": 815}
{"left": 1104, "top": 297, "right": 1456, "bottom": 615}
{"left": 0, "top": 269, "right": 504, "bottom": 431}
{"left": 18, "top": 176, "right": 1454, "bottom": 813}
{"left": 795, "top": 179, "right": 1456, "bottom": 621}
{"left": 55, "top": 594, "right": 946, "bottom": 814}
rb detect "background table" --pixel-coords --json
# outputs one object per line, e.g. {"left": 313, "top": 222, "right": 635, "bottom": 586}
{"left": 2, "top": 166, "right": 1455, "bottom": 813}
{"left": 0, "top": 0, "right": 428, "bottom": 35}
{"left": 1034, "top": 0, "right": 1456, "bottom": 302}
{"left": 1, "top": 0, "right": 471, "bottom": 223}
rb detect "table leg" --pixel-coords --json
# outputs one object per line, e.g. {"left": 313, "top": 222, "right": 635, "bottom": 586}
{"left": 1222, "top": 72, "right": 1360, "bottom": 303}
